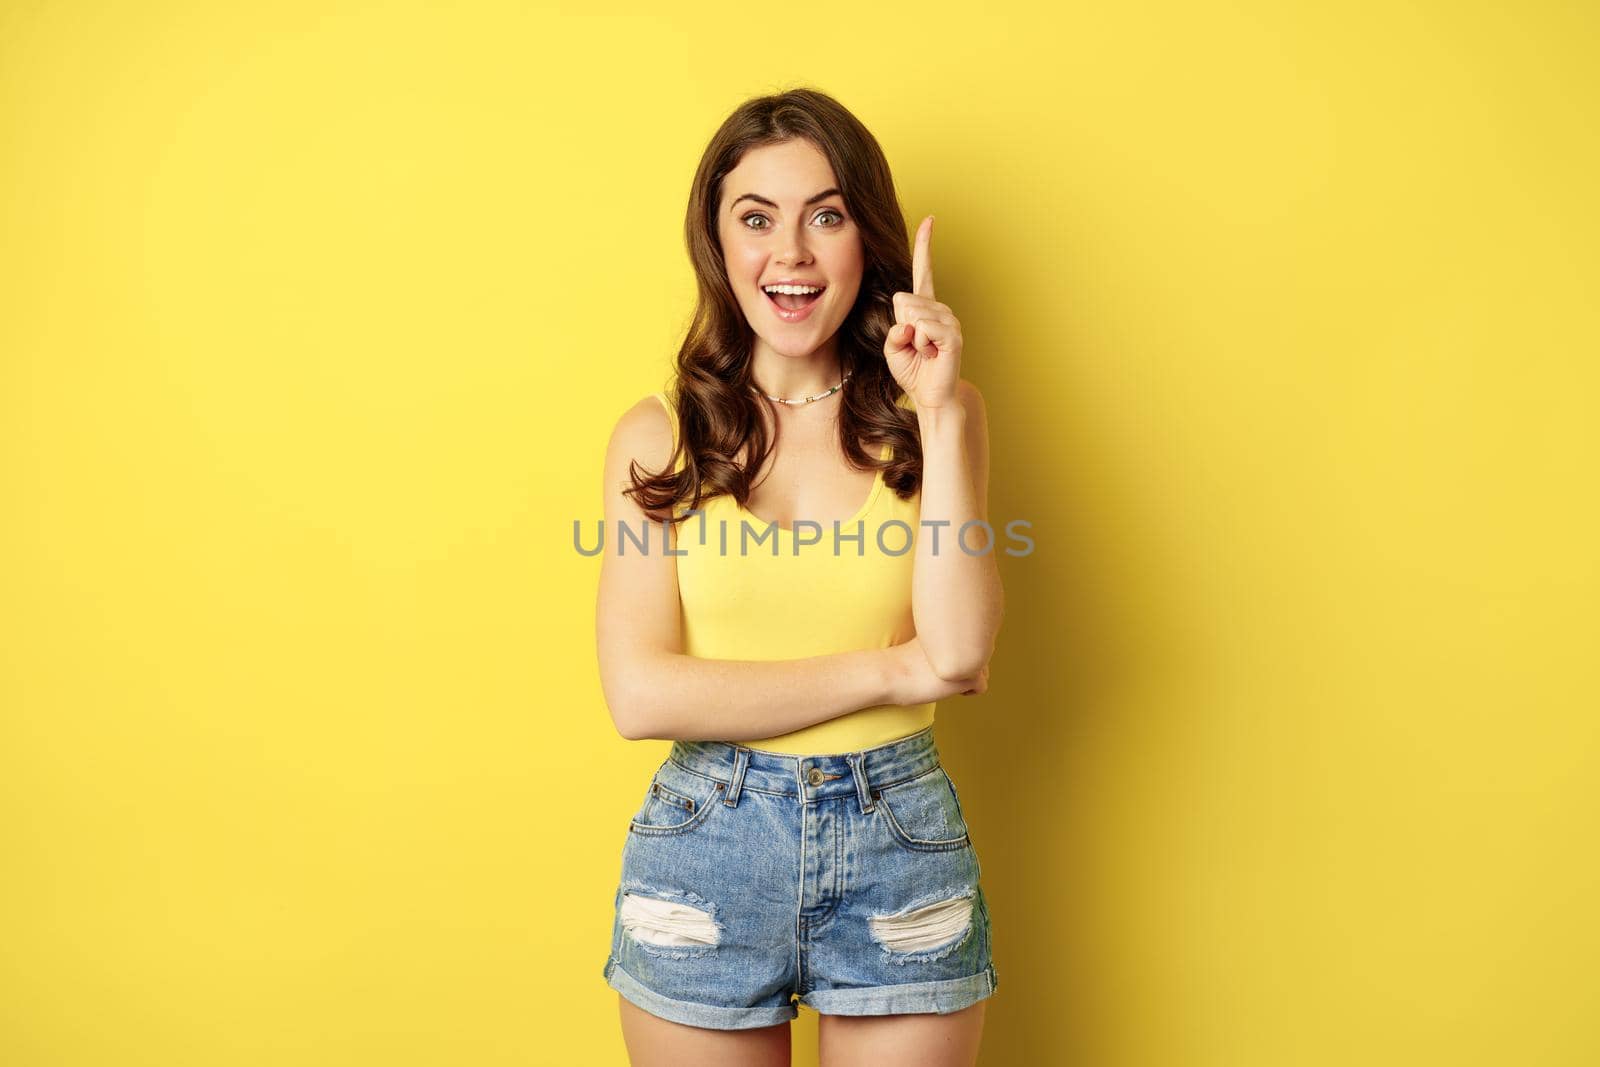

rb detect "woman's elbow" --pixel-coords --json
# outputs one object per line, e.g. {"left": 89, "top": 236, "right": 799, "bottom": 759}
{"left": 604, "top": 693, "right": 639, "bottom": 739}
{"left": 600, "top": 674, "right": 655, "bottom": 740}
{"left": 927, "top": 644, "right": 993, "bottom": 683}
{"left": 923, "top": 596, "right": 1003, "bottom": 682}
{"left": 608, "top": 699, "right": 663, "bottom": 741}
{"left": 613, "top": 713, "right": 652, "bottom": 741}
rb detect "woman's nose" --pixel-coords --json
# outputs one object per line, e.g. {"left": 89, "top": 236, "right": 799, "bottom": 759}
{"left": 776, "top": 223, "right": 812, "bottom": 264}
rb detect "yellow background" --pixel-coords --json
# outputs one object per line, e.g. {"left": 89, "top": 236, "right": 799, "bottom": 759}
{"left": 3, "top": 1, "right": 1595, "bottom": 1063}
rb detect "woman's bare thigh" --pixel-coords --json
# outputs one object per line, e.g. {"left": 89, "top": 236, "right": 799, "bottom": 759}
{"left": 816, "top": 1000, "right": 987, "bottom": 1067}
{"left": 618, "top": 994, "right": 791, "bottom": 1066}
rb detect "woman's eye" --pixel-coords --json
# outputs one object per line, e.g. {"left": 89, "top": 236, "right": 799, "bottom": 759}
{"left": 740, "top": 210, "right": 845, "bottom": 230}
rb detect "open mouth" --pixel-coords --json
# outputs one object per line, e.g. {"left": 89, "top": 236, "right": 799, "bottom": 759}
{"left": 761, "top": 286, "right": 825, "bottom": 307}
{"left": 764, "top": 283, "right": 832, "bottom": 321}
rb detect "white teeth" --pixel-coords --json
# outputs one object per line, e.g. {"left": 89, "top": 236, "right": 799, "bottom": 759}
{"left": 763, "top": 284, "right": 823, "bottom": 295}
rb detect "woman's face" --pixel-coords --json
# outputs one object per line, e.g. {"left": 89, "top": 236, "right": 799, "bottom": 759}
{"left": 716, "top": 139, "right": 864, "bottom": 360}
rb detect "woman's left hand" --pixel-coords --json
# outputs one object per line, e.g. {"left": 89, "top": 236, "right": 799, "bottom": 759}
{"left": 882, "top": 215, "right": 963, "bottom": 409}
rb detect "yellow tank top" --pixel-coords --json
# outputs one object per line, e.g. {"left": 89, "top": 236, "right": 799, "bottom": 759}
{"left": 653, "top": 388, "right": 934, "bottom": 755}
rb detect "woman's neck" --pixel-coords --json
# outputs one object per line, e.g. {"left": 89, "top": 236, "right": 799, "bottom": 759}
{"left": 749, "top": 341, "right": 844, "bottom": 401}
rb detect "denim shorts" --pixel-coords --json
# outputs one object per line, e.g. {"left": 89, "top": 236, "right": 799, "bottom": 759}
{"left": 602, "top": 725, "right": 997, "bottom": 1030}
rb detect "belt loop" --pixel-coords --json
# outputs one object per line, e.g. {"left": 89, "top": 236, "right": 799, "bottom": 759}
{"left": 849, "top": 751, "right": 875, "bottom": 813}
{"left": 724, "top": 746, "right": 750, "bottom": 807}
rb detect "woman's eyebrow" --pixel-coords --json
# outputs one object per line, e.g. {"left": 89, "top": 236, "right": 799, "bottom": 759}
{"left": 729, "top": 187, "right": 842, "bottom": 212}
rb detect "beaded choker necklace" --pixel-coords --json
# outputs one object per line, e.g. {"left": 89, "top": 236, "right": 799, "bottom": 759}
{"left": 756, "top": 370, "right": 852, "bottom": 405}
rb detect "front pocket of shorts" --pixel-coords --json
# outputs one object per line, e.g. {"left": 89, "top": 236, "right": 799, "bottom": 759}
{"left": 628, "top": 761, "right": 725, "bottom": 837}
{"left": 873, "top": 767, "right": 972, "bottom": 852}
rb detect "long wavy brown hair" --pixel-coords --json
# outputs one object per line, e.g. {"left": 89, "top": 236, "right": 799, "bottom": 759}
{"left": 626, "top": 87, "right": 923, "bottom": 525}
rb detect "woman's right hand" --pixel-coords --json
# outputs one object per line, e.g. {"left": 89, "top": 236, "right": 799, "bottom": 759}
{"left": 886, "top": 635, "right": 989, "bottom": 705}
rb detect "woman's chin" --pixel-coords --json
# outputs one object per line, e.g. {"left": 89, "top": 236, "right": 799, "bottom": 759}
{"left": 758, "top": 327, "right": 838, "bottom": 360}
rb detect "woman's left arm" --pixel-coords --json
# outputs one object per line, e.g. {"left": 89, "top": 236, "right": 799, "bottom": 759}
{"left": 883, "top": 215, "right": 1005, "bottom": 682}
{"left": 911, "top": 378, "right": 1004, "bottom": 681}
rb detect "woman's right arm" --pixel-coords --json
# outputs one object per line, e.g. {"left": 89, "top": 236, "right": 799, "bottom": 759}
{"left": 594, "top": 396, "right": 980, "bottom": 742}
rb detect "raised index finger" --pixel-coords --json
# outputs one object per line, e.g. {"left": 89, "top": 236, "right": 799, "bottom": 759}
{"left": 912, "top": 214, "right": 935, "bottom": 299}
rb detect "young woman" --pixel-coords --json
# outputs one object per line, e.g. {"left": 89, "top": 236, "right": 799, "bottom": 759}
{"left": 596, "top": 88, "right": 1003, "bottom": 1067}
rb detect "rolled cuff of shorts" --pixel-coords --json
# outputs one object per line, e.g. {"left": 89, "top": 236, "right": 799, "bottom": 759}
{"left": 800, "top": 963, "right": 998, "bottom": 1016}
{"left": 604, "top": 956, "right": 800, "bottom": 1031}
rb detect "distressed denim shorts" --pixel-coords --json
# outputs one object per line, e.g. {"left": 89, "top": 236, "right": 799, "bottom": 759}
{"left": 602, "top": 725, "right": 997, "bottom": 1030}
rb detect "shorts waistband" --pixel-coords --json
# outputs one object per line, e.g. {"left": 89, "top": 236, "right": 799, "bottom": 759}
{"left": 668, "top": 725, "right": 941, "bottom": 808}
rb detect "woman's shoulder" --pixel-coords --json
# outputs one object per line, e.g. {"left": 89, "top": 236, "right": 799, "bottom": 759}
{"left": 606, "top": 392, "right": 676, "bottom": 473}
